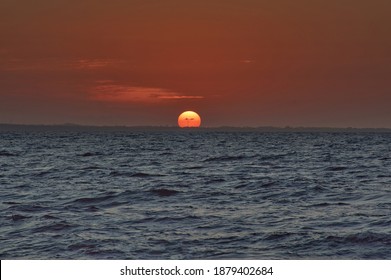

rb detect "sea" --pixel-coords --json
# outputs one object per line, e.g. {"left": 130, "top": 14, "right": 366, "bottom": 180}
{"left": 1, "top": 127, "right": 390, "bottom": 259}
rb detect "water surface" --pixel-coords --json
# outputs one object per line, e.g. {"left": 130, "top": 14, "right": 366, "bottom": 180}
{"left": 1, "top": 130, "right": 390, "bottom": 259}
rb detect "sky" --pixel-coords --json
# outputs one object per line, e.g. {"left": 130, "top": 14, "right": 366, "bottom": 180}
{"left": 1, "top": 0, "right": 390, "bottom": 127}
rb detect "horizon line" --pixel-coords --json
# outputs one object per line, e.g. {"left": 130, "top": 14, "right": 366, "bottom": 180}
{"left": 1, "top": 123, "right": 390, "bottom": 131}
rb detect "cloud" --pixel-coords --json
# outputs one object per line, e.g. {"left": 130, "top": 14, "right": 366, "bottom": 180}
{"left": 239, "top": 59, "right": 254, "bottom": 64}
{"left": 69, "top": 59, "right": 124, "bottom": 69}
{"left": 156, "top": 95, "right": 204, "bottom": 99}
{"left": 91, "top": 82, "right": 204, "bottom": 103}
{"left": 0, "top": 58, "right": 124, "bottom": 71}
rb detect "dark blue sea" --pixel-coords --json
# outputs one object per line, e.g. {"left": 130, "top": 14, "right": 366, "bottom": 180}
{"left": 1, "top": 128, "right": 390, "bottom": 259}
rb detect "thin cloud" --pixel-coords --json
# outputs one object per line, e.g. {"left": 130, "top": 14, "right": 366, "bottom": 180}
{"left": 240, "top": 59, "right": 255, "bottom": 64}
{"left": 91, "top": 82, "right": 204, "bottom": 103}
{"left": 69, "top": 59, "right": 124, "bottom": 69}
{"left": 157, "top": 95, "right": 204, "bottom": 99}
{"left": 0, "top": 58, "right": 124, "bottom": 71}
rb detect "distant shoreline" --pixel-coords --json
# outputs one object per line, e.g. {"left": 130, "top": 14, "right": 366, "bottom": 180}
{"left": 1, "top": 123, "right": 390, "bottom": 133}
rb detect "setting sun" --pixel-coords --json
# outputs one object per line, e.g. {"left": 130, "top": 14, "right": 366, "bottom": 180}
{"left": 178, "top": 111, "right": 201, "bottom": 128}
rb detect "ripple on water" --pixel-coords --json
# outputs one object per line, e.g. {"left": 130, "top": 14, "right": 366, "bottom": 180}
{"left": 0, "top": 131, "right": 390, "bottom": 259}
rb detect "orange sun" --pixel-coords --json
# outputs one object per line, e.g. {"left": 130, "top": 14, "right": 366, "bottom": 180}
{"left": 178, "top": 111, "right": 201, "bottom": 128}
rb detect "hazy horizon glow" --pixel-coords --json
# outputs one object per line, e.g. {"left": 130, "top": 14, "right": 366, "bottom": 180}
{"left": 1, "top": 1, "right": 390, "bottom": 127}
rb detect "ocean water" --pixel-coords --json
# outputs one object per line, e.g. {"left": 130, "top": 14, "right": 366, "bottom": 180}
{"left": 0, "top": 129, "right": 390, "bottom": 259}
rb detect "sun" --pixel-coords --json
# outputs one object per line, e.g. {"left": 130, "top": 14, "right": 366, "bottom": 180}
{"left": 178, "top": 111, "right": 201, "bottom": 128}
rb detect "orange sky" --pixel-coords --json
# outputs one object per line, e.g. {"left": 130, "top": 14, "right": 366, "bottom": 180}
{"left": 1, "top": 0, "right": 390, "bottom": 127}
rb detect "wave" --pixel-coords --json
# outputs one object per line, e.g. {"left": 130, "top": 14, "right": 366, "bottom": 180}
{"left": 203, "top": 155, "right": 249, "bottom": 162}
{"left": 109, "top": 171, "right": 165, "bottom": 177}
{"left": 149, "top": 188, "right": 179, "bottom": 197}
{"left": 10, "top": 214, "right": 31, "bottom": 221}
{"left": 7, "top": 204, "right": 49, "bottom": 213}
{"left": 264, "top": 231, "right": 294, "bottom": 241}
{"left": 326, "top": 232, "right": 391, "bottom": 245}
{"left": 72, "top": 194, "right": 117, "bottom": 205}
{"left": 42, "top": 214, "right": 60, "bottom": 220}
{"left": 32, "top": 221, "right": 76, "bottom": 233}
{"left": 78, "top": 152, "right": 104, "bottom": 157}
{"left": 325, "top": 166, "right": 348, "bottom": 171}
{"left": 153, "top": 215, "right": 200, "bottom": 222}
{"left": 0, "top": 150, "right": 16, "bottom": 156}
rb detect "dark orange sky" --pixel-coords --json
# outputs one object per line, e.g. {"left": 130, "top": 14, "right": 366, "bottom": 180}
{"left": 1, "top": 0, "right": 390, "bottom": 127}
